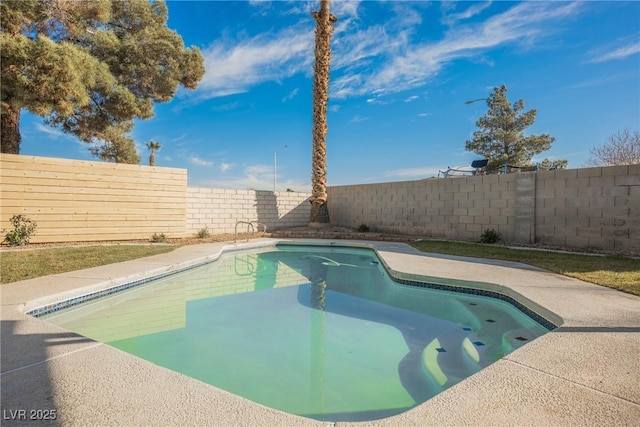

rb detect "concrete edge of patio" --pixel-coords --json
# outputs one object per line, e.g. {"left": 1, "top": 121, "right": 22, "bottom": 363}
{"left": 1, "top": 238, "right": 639, "bottom": 426}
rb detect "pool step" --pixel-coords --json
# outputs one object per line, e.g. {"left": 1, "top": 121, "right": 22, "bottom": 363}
{"left": 501, "top": 327, "right": 539, "bottom": 354}
{"left": 420, "top": 328, "right": 489, "bottom": 388}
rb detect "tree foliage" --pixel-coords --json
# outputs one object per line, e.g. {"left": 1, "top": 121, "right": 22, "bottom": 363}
{"left": 538, "top": 158, "right": 568, "bottom": 171}
{"left": 1, "top": 0, "right": 204, "bottom": 163}
{"left": 88, "top": 122, "right": 140, "bottom": 163}
{"left": 465, "top": 85, "right": 559, "bottom": 170}
{"left": 585, "top": 128, "right": 640, "bottom": 167}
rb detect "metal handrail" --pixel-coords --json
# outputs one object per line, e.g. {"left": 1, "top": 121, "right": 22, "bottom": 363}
{"left": 234, "top": 220, "right": 267, "bottom": 243}
{"left": 253, "top": 221, "right": 267, "bottom": 233}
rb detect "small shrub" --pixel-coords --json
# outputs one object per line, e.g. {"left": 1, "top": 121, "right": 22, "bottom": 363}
{"left": 480, "top": 228, "right": 502, "bottom": 244}
{"left": 196, "top": 227, "right": 210, "bottom": 239}
{"left": 151, "top": 233, "right": 167, "bottom": 243}
{"left": 3, "top": 215, "right": 38, "bottom": 246}
{"left": 357, "top": 224, "right": 370, "bottom": 233}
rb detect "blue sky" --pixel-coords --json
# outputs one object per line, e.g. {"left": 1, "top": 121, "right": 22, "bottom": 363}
{"left": 19, "top": 1, "right": 640, "bottom": 191}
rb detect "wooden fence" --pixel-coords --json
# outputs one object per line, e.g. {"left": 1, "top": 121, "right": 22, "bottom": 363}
{"left": 0, "top": 154, "right": 187, "bottom": 243}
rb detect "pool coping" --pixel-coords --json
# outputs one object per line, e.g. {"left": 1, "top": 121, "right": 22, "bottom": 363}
{"left": 1, "top": 238, "right": 639, "bottom": 426}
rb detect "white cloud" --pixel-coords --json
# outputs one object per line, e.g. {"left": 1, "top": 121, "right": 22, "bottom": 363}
{"left": 245, "top": 164, "right": 272, "bottom": 176}
{"left": 332, "top": 0, "right": 361, "bottom": 19}
{"left": 587, "top": 40, "right": 640, "bottom": 63}
{"left": 404, "top": 95, "right": 419, "bottom": 103}
{"left": 191, "top": 1, "right": 386, "bottom": 101}
{"left": 170, "top": 133, "right": 187, "bottom": 143}
{"left": 219, "top": 162, "right": 232, "bottom": 172}
{"left": 365, "top": 96, "right": 391, "bottom": 105}
{"left": 441, "top": 1, "right": 493, "bottom": 26}
{"left": 417, "top": 113, "right": 431, "bottom": 117}
{"left": 211, "top": 102, "right": 241, "bottom": 112}
{"left": 35, "top": 123, "right": 67, "bottom": 139}
{"left": 565, "top": 72, "right": 635, "bottom": 90}
{"left": 198, "top": 25, "right": 314, "bottom": 98}
{"left": 332, "top": 1, "right": 581, "bottom": 99}
{"left": 189, "top": 156, "right": 213, "bottom": 167}
{"left": 382, "top": 167, "right": 441, "bottom": 179}
{"left": 350, "top": 115, "right": 369, "bottom": 123}
{"left": 282, "top": 88, "right": 299, "bottom": 102}
{"left": 195, "top": 163, "right": 310, "bottom": 192}
{"left": 189, "top": 1, "right": 582, "bottom": 103}
{"left": 33, "top": 123, "right": 83, "bottom": 150}
{"left": 332, "top": 24, "right": 397, "bottom": 72}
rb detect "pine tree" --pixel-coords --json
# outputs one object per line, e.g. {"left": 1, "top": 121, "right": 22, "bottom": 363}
{"left": 88, "top": 122, "right": 140, "bottom": 164}
{"left": 1, "top": 0, "right": 204, "bottom": 163}
{"left": 465, "top": 85, "right": 559, "bottom": 171}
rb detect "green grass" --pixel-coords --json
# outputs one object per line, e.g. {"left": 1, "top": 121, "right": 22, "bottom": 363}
{"left": 0, "top": 245, "right": 177, "bottom": 284}
{"left": 410, "top": 240, "right": 640, "bottom": 296}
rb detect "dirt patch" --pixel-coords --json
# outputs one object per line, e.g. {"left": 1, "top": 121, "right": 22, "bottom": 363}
{"left": 1, "top": 227, "right": 637, "bottom": 257}
{"left": 0, "top": 233, "right": 245, "bottom": 251}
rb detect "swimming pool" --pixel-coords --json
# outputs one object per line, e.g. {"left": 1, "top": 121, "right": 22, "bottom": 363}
{"left": 38, "top": 243, "right": 553, "bottom": 422}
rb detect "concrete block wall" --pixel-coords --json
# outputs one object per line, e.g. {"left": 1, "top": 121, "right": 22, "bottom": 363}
{"left": 186, "top": 187, "right": 310, "bottom": 236}
{"left": 328, "top": 165, "right": 640, "bottom": 253}
{"left": 534, "top": 165, "right": 640, "bottom": 252}
{"left": 328, "top": 174, "right": 520, "bottom": 241}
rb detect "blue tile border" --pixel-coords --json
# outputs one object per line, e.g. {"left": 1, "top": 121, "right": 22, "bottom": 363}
{"left": 27, "top": 259, "right": 213, "bottom": 318}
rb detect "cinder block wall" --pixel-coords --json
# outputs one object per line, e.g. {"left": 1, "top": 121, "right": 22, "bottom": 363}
{"left": 186, "top": 187, "right": 310, "bottom": 235}
{"left": 327, "top": 174, "right": 520, "bottom": 241}
{"left": 0, "top": 153, "right": 187, "bottom": 243}
{"left": 328, "top": 165, "right": 640, "bottom": 253}
{"left": 535, "top": 165, "right": 639, "bottom": 252}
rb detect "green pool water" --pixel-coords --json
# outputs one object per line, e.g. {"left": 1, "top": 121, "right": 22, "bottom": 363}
{"left": 42, "top": 245, "right": 549, "bottom": 422}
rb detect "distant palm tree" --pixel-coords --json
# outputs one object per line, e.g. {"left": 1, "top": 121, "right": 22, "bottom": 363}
{"left": 310, "top": 0, "right": 337, "bottom": 226}
{"left": 145, "top": 140, "right": 162, "bottom": 166}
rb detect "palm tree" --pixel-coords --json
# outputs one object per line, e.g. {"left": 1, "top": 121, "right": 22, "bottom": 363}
{"left": 310, "top": 0, "right": 337, "bottom": 226}
{"left": 145, "top": 140, "right": 162, "bottom": 166}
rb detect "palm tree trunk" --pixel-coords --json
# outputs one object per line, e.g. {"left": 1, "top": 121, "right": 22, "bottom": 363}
{"left": 149, "top": 153, "right": 155, "bottom": 166}
{"left": 1, "top": 105, "right": 22, "bottom": 154}
{"left": 310, "top": 0, "right": 336, "bottom": 226}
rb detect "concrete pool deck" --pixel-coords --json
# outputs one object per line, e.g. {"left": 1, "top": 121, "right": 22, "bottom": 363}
{"left": 1, "top": 238, "right": 639, "bottom": 426}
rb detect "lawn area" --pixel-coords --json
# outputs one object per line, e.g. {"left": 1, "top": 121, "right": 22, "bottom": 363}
{"left": 410, "top": 240, "right": 640, "bottom": 296}
{"left": 0, "top": 245, "right": 177, "bottom": 284}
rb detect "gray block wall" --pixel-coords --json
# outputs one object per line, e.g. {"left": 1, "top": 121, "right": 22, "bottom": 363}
{"left": 328, "top": 174, "right": 520, "bottom": 241}
{"left": 328, "top": 165, "right": 640, "bottom": 253}
{"left": 535, "top": 165, "right": 639, "bottom": 252}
